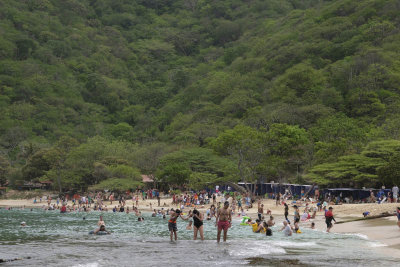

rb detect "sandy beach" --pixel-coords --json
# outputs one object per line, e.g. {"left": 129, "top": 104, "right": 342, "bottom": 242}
{"left": 1, "top": 196, "right": 399, "bottom": 258}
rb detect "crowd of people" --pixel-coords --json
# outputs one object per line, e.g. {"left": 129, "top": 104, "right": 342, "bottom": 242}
{"left": 13, "top": 187, "right": 400, "bottom": 241}
{"left": 87, "top": 192, "right": 342, "bottom": 242}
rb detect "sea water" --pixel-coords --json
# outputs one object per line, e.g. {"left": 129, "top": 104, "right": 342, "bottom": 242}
{"left": 0, "top": 208, "right": 396, "bottom": 266}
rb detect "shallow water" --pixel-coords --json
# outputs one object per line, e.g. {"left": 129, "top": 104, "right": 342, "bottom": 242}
{"left": 0, "top": 209, "right": 396, "bottom": 266}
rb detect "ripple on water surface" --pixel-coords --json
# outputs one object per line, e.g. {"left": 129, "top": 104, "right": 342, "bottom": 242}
{"left": 0, "top": 208, "right": 397, "bottom": 266}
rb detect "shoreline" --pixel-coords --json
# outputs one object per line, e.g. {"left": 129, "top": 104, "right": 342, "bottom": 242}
{"left": 333, "top": 216, "right": 400, "bottom": 259}
{"left": 1, "top": 198, "right": 399, "bottom": 258}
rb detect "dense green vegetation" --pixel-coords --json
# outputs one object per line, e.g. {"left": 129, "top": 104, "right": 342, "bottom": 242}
{"left": 1, "top": 0, "right": 400, "bottom": 191}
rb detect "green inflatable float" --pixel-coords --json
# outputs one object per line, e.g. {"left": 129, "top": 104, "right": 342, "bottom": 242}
{"left": 240, "top": 216, "right": 251, "bottom": 225}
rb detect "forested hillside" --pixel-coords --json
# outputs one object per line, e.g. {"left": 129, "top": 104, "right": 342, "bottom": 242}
{"left": 1, "top": 0, "right": 400, "bottom": 192}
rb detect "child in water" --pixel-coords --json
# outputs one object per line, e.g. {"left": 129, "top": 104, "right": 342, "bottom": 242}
{"left": 168, "top": 209, "right": 184, "bottom": 242}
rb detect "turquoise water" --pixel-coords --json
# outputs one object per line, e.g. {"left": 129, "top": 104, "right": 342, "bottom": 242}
{"left": 0, "top": 208, "right": 396, "bottom": 266}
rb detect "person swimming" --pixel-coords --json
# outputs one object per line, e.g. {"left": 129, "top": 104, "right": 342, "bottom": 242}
{"left": 252, "top": 219, "right": 260, "bottom": 232}
{"left": 255, "top": 221, "right": 267, "bottom": 234}
{"left": 185, "top": 210, "right": 193, "bottom": 230}
{"left": 267, "top": 216, "right": 275, "bottom": 227}
{"left": 265, "top": 223, "right": 272, "bottom": 236}
{"left": 93, "top": 225, "right": 110, "bottom": 235}
{"left": 60, "top": 205, "right": 67, "bottom": 213}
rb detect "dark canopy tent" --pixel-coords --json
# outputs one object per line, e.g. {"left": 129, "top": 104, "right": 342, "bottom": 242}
{"left": 323, "top": 188, "right": 358, "bottom": 199}
{"left": 238, "top": 183, "right": 314, "bottom": 197}
{"left": 322, "top": 188, "right": 385, "bottom": 201}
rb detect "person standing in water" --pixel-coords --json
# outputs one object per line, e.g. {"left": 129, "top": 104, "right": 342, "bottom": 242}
{"left": 192, "top": 209, "right": 204, "bottom": 241}
{"left": 280, "top": 221, "right": 292, "bottom": 236}
{"left": 257, "top": 200, "right": 264, "bottom": 221}
{"left": 293, "top": 205, "right": 300, "bottom": 224}
{"left": 216, "top": 201, "right": 232, "bottom": 243}
{"left": 168, "top": 209, "right": 184, "bottom": 242}
{"left": 325, "top": 207, "right": 336, "bottom": 232}
{"left": 284, "top": 203, "right": 289, "bottom": 222}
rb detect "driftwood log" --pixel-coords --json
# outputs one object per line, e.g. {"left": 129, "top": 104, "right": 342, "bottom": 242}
{"left": 335, "top": 212, "right": 395, "bottom": 224}
{"left": 224, "top": 181, "right": 247, "bottom": 194}
{"left": 303, "top": 183, "right": 316, "bottom": 199}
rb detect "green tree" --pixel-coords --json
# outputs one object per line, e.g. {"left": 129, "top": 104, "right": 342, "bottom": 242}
{"left": 378, "top": 152, "right": 400, "bottom": 187}
{"left": 156, "top": 147, "right": 234, "bottom": 188}
{"left": 0, "top": 155, "right": 11, "bottom": 186}
{"left": 43, "top": 136, "right": 79, "bottom": 192}
{"left": 90, "top": 178, "right": 143, "bottom": 192}
{"left": 307, "top": 140, "right": 400, "bottom": 187}
{"left": 310, "top": 114, "right": 368, "bottom": 163}
{"left": 210, "top": 125, "right": 269, "bottom": 193}
{"left": 188, "top": 172, "right": 217, "bottom": 191}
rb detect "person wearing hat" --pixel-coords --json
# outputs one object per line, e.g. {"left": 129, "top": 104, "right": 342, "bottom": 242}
{"left": 20, "top": 222, "right": 26, "bottom": 227}
{"left": 325, "top": 207, "right": 336, "bottom": 232}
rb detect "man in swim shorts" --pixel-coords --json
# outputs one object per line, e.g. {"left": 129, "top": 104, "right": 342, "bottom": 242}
{"left": 216, "top": 201, "right": 232, "bottom": 242}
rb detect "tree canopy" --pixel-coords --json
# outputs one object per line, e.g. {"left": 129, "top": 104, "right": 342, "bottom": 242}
{"left": 1, "top": 0, "right": 400, "bottom": 191}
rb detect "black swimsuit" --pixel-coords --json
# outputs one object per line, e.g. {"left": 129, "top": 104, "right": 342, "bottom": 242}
{"left": 193, "top": 215, "right": 203, "bottom": 228}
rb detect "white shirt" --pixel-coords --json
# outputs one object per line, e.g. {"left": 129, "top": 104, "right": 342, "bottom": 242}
{"left": 283, "top": 225, "right": 292, "bottom": 236}
{"left": 393, "top": 186, "right": 399, "bottom": 195}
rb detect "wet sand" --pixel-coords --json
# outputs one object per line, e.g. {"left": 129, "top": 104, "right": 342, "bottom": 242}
{"left": 334, "top": 216, "right": 400, "bottom": 258}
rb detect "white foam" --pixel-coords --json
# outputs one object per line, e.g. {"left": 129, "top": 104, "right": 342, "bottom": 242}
{"left": 73, "top": 262, "right": 99, "bottom": 267}
{"left": 340, "top": 233, "right": 369, "bottom": 240}
{"left": 229, "top": 244, "right": 286, "bottom": 256}
{"left": 270, "top": 241, "right": 317, "bottom": 248}
{"left": 368, "top": 242, "right": 388, "bottom": 247}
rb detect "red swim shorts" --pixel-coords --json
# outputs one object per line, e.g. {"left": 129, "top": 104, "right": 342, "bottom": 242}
{"left": 218, "top": 220, "right": 230, "bottom": 231}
